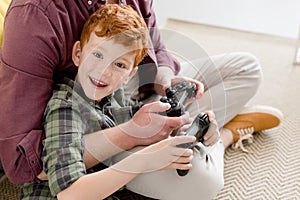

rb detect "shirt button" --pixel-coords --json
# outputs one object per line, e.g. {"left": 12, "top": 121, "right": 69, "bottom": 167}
{"left": 88, "top": 0, "right": 93, "bottom": 5}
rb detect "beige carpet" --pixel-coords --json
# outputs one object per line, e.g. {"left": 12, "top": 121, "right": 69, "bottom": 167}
{"left": 1, "top": 19, "right": 300, "bottom": 200}
{"left": 162, "top": 19, "right": 300, "bottom": 199}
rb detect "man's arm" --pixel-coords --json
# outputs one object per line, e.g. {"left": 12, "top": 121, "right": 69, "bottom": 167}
{"left": 127, "top": 0, "right": 181, "bottom": 95}
{"left": 133, "top": 0, "right": 180, "bottom": 72}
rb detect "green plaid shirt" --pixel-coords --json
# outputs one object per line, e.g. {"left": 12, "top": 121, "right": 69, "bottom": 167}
{"left": 21, "top": 78, "right": 136, "bottom": 199}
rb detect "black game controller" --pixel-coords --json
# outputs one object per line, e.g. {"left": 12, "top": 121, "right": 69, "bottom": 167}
{"left": 176, "top": 112, "right": 210, "bottom": 176}
{"left": 160, "top": 81, "right": 197, "bottom": 117}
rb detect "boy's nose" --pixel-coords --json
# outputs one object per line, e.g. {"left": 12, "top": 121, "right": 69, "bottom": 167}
{"left": 95, "top": 63, "right": 112, "bottom": 78}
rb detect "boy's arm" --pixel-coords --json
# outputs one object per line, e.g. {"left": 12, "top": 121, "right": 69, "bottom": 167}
{"left": 58, "top": 136, "right": 195, "bottom": 200}
{"left": 57, "top": 162, "right": 139, "bottom": 200}
{"left": 84, "top": 101, "right": 190, "bottom": 168}
{"left": 44, "top": 99, "right": 192, "bottom": 199}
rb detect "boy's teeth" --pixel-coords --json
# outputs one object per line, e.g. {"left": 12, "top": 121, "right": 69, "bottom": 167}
{"left": 91, "top": 77, "right": 106, "bottom": 86}
{"left": 95, "top": 80, "right": 103, "bottom": 85}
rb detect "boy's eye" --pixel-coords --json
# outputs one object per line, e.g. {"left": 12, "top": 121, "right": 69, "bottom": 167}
{"left": 115, "top": 62, "right": 126, "bottom": 69}
{"left": 93, "top": 52, "right": 103, "bottom": 59}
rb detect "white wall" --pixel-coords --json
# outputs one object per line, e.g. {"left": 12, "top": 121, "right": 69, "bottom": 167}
{"left": 154, "top": 0, "right": 300, "bottom": 39}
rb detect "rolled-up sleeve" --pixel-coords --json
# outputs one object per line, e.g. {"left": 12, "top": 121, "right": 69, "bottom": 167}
{"left": 42, "top": 98, "right": 86, "bottom": 196}
{"left": 146, "top": 8, "right": 180, "bottom": 74}
{"left": 129, "top": 0, "right": 180, "bottom": 74}
{"left": 139, "top": 0, "right": 180, "bottom": 74}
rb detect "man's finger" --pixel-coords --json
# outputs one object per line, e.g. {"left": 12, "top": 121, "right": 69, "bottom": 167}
{"left": 195, "top": 82, "right": 204, "bottom": 99}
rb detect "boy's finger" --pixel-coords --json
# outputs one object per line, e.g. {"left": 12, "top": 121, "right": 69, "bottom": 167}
{"left": 171, "top": 136, "right": 196, "bottom": 146}
{"left": 166, "top": 113, "right": 190, "bottom": 128}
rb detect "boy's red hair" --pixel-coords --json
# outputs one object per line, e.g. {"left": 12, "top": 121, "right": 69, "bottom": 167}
{"left": 80, "top": 4, "right": 148, "bottom": 66}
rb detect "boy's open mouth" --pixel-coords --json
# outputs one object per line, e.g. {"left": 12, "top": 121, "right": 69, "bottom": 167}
{"left": 89, "top": 76, "right": 108, "bottom": 88}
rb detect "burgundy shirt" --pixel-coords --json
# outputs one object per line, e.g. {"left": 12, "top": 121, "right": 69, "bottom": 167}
{"left": 0, "top": 0, "right": 180, "bottom": 184}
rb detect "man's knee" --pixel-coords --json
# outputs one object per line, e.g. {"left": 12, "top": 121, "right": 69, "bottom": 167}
{"left": 238, "top": 52, "right": 262, "bottom": 77}
{"left": 229, "top": 52, "right": 262, "bottom": 92}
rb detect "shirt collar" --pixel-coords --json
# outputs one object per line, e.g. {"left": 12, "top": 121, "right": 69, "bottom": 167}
{"left": 85, "top": 0, "right": 127, "bottom": 11}
{"left": 62, "top": 77, "right": 112, "bottom": 109}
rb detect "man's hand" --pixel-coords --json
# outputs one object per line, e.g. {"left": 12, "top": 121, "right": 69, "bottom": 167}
{"left": 118, "top": 101, "right": 190, "bottom": 146}
{"left": 181, "top": 111, "right": 220, "bottom": 146}
{"left": 201, "top": 111, "right": 220, "bottom": 146}
{"left": 154, "top": 66, "right": 204, "bottom": 101}
{"left": 154, "top": 67, "right": 175, "bottom": 96}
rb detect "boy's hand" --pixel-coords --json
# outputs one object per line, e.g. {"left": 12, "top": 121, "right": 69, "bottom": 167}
{"left": 112, "top": 136, "right": 196, "bottom": 173}
{"left": 137, "top": 136, "right": 196, "bottom": 172}
{"left": 119, "top": 101, "right": 190, "bottom": 147}
{"left": 37, "top": 170, "right": 48, "bottom": 181}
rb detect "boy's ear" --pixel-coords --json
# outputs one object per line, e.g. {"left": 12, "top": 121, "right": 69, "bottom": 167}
{"left": 72, "top": 41, "right": 82, "bottom": 67}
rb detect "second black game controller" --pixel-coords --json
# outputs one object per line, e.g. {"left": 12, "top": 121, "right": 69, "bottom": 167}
{"left": 176, "top": 112, "right": 210, "bottom": 176}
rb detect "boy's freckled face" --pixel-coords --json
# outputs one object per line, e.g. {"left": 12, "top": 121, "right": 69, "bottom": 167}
{"left": 74, "top": 33, "right": 137, "bottom": 101}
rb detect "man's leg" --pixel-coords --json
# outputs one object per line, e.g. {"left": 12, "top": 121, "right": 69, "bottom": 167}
{"left": 180, "top": 52, "right": 282, "bottom": 151}
{"left": 179, "top": 52, "right": 262, "bottom": 127}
